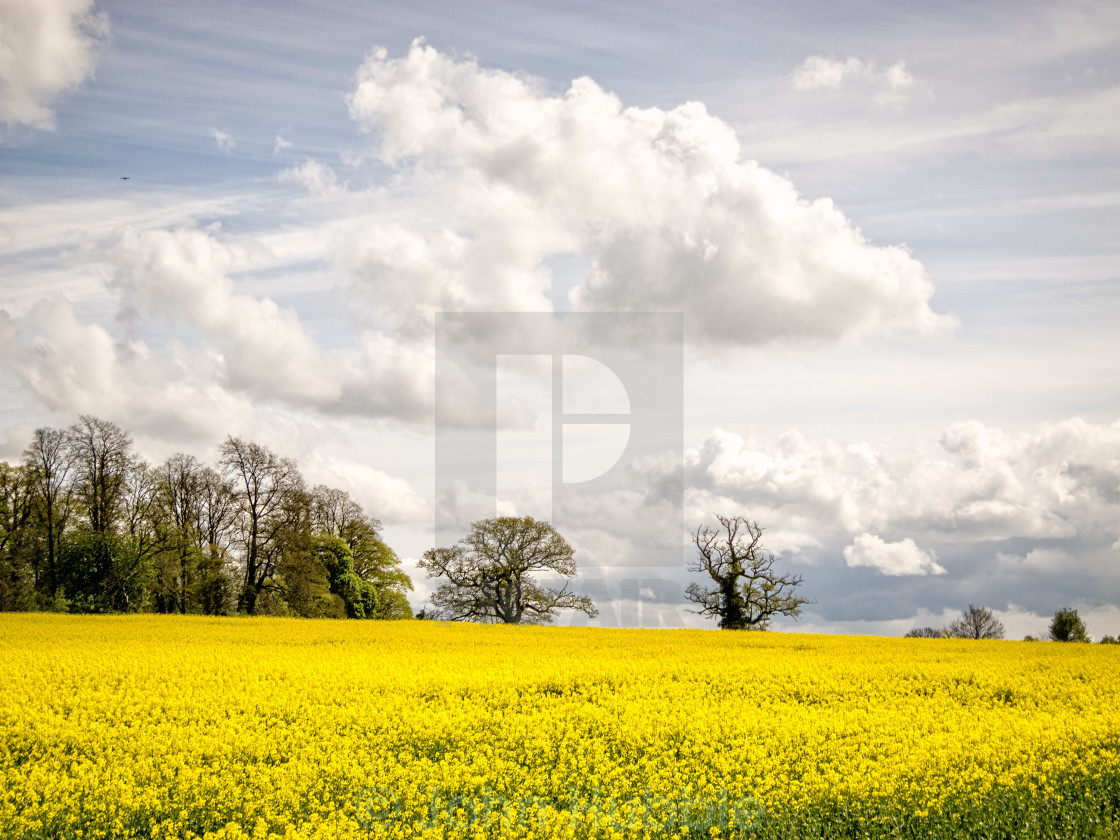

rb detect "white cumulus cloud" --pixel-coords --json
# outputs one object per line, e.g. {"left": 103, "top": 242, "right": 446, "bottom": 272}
{"left": 303, "top": 454, "right": 430, "bottom": 526}
{"left": 95, "top": 224, "right": 434, "bottom": 422}
{"left": 0, "top": 0, "right": 107, "bottom": 134}
{"left": 105, "top": 225, "right": 340, "bottom": 405}
{"left": 844, "top": 533, "right": 945, "bottom": 576}
{"left": 686, "top": 418, "right": 1120, "bottom": 548}
{"left": 345, "top": 40, "right": 951, "bottom": 346}
{"left": 12, "top": 296, "right": 252, "bottom": 442}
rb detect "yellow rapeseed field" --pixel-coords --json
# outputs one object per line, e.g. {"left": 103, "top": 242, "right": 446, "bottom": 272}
{"left": 2, "top": 614, "right": 1118, "bottom": 839}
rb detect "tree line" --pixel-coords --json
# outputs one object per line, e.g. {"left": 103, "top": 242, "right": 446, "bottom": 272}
{"left": 0, "top": 415, "right": 412, "bottom": 619}
{"left": 10, "top": 439, "right": 1108, "bottom": 643}
{"left": 905, "top": 604, "right": 1117, "bottom": 643}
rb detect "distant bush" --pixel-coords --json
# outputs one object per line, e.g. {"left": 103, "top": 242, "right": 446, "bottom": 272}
{"left": 905, "top": 626, "right": 944, "bottom": 638}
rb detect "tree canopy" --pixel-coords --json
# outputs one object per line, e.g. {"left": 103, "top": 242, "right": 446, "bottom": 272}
{"left": 0, "top": 416, "right": 413, "bottom": 618}
{"left": 419, "top": 517, "right": 596, "bottom": 624}
{"left": 1049, "top": 607, "right": 1090, "bottom": 642}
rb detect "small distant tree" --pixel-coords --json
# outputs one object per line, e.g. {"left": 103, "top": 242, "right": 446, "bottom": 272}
{"left": 685, "top": 515, "right": 809, "bottom": 631}
{"left": 946, "top": 605, "right": 1005, "bottom": 640}
{"left": 1023, "top": 635, "right": 1039, "bottom": 642}
{"left": 1049, "top": 608, "right": 1090, "bottom": 642}
{"left": 1099, "top": 635, "right": 1119, "bottom": 645}
{"left": 420, "top": 517, "right": 596, "bottom": 624}
{"left": 904, "top": 626, "right": 945, "bottom": 639}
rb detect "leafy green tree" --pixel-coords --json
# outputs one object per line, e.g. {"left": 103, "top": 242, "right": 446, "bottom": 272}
{"left": 310, "top": 485, "right": 412, "bottom": 618}
{"left": 361, "top": 538, "right": 413, "bottom": 619}
{"left": 0, "top": 462, "right": 36, "bottom": 611}
{"left": 315, "top": 537, "right": 378, "bottom": 619}
{"left": 58, "top": 528, "right": 153, "bottom": 612}
{"left": 1099, "top": 635, "right": 1119, "bottom": 645}
{"left": 946, "top": 605, "right": 1005, "bottom": 640}
{"left": 1049, "top": 607, "right": 1091, "bottom": 642}
{"left": 686, "top": 515, "right": 809, "bottom": 630}
{"left": 273, "top": 536, "right": 339, "bottom": 618}
{"left": 193, "top": 548, "right": 235, "bottom": 616}
{"left": 259, "top": 488, "right": 382, "bottom": 619}
{"left": 420, "top": 517, "right": 595, "bottom": 624}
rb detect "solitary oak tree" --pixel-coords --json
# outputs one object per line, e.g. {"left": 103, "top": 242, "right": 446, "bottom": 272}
{"left": 420, "top": 517, "right": 597, "bottom": 624}
{"left": 685, "top": 515, "right": 809, "bottom": 630}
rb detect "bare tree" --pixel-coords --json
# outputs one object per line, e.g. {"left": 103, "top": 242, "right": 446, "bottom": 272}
{"left": 112, "top": 459, "right": 162, "bottom": 612}
{"left": 194, "top": 466, "right": 238, "bottom": 615}
{"left": 197, "top": 466, "right": 237, "bottom": 558}
{"left": 420, "top": 517, "right": 596, "bottom": 624}
{"left": 686, "top": 515, "right": 810, "bottom": 630}
{"left": 904, "top": 626, "right": 946, "bottom": 639}
{"left": 309, "top": 485, "right": 381, "bottom": 541}
{"left": 946, "top": 604, "right": 1005, "bottom": 640}
{"left": 155, "top": 454, "right": 205, "bottom": 613}
{"left": 219, "top": 436, "right": 302, "bottom": 614}
{"left": 66, "top": 415, "right": 133, "bottom": 536}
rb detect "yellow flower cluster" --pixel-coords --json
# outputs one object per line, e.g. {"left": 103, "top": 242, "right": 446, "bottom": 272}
{"left": 1, "top": 614, "right": 1118, "bottom": 839}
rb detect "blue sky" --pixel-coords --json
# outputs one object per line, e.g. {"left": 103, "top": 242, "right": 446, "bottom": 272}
{"left": 2, "top": 0, "right": 1118, "bottom": 635}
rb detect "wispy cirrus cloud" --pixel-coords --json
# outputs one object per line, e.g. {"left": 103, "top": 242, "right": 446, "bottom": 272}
{"left": 279, "top": 159, "right": 345, "bottom": 196}
{"left": 792, "top": 55, "right": 915, "bottom": 105}
{"left": 212, "top": 129, "right": 235, "bottom": 153}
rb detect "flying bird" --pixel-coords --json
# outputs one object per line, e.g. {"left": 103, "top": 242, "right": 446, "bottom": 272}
{"left": 120, "top": 176, "right": 130, "bottom": 180}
